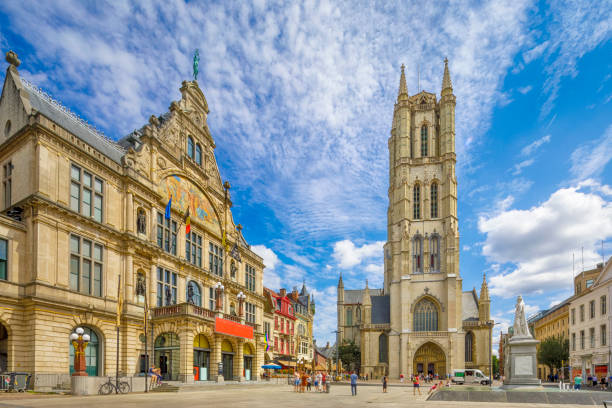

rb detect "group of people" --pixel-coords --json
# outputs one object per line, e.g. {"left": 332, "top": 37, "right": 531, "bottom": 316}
{"left": 293, "top": 371, "right": 330, "bottom": 393}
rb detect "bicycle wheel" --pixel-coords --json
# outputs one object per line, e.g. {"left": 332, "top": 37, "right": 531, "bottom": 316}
{"left": 99, "top": 382, "right": 114, "bottom": 395}
{"left": 119, "top": 381, "right": 131, "bottom": 394}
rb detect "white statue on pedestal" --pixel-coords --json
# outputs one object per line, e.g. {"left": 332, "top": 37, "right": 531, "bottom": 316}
{"left": 513, "top": 295, "right": 531, "bottom": 338}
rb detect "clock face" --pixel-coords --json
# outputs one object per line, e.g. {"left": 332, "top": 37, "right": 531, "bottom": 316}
{"left": 139, "top": 334, "right": 146, "bottom": 343}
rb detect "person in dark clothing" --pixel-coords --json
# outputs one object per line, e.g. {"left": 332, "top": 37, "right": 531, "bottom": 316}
{"left": 382, "top": 376, "right": 388, "bottom": 393}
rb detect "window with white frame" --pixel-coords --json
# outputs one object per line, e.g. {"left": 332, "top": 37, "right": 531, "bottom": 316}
{"left": 70, "top": 235, "right": 103, "bottom": 296}
{"left": 245, "top": 263, "right": 256, "bottom": 291}
{"left": 70, "top": 164, "right": 103, "bottom": 222}
{"left": 245, "top": 302, "right": 255, "bottom": 323}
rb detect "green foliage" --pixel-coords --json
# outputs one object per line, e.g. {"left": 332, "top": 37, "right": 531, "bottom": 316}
{"left": 537, "top": 335, "right": 569, "bottom": 371}
{"left": 338, "top": 340, "right": 361, "bottom": 371}
{"left": 492, "top": 355, "right": 499, "bottom": 375}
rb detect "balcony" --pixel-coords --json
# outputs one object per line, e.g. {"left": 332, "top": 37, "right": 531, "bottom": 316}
{"left": 152, "top": 303, "right": 216, "bottom": 322}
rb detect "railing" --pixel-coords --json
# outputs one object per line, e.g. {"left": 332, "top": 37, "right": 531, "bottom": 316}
{"left": 410, "top": 331, "right": 450, "bottom": 337}
{"left": 152, "top": 303, "right": 215, "bottom": 322}
{"left": 223, "top": 313, "right": 241, "bottom": 323}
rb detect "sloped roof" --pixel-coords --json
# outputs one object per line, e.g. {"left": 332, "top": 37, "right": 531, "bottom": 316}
{"left": 371, "top": 295, "right": 390, "bottom": 324}
{"left": 461, "top": 291, "right": 479, "bottom": 321}
{"left": 21, "top": 79, "right": 125, "bottom": 163}
{"left": 344, "top": 289, "right": 383, "bottom": 304}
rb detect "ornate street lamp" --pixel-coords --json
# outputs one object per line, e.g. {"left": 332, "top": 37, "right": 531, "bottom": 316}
{"left": 215, "top": 282, "right": 225, "bottom": 311}
{"left": 237, "top": 291, "right": 246, "bottom": 317}
{"left": 70, "top": 327, "right": 90, "bottom": 376}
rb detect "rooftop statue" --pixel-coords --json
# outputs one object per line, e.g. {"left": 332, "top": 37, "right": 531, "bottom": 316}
{"left": 193, "top": 49, "right": 200, "bottom": 81}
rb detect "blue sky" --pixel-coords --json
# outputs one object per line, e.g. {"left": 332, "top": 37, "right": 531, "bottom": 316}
{"left": 1, "top": 0, "right": 611, "bottom": 352}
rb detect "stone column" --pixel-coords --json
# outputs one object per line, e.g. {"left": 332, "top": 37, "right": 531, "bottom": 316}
{"left": 126, "top": 192, "right": 134, "bottom": 233}
{"left": 389, "top": 334, "right": 400, "bottom": 378}
{"left": 150, "top": 265, "right": 157, "bottom": 307}
{"left": 179, "top": 327, "right": 194, "bottom": 383}
{"left": 236, "top": 340, "right": 244, "bottom": 381}
{"left": 213, "top": 336, "right": 223, "bottom": 382}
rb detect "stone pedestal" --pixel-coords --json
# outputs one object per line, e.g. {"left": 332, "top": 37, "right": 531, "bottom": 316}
{"left": 503, "top": 336, "right": 541, "bottom": 386}
{"left": 70, "top": 375, "right": 90, "bottom": 396}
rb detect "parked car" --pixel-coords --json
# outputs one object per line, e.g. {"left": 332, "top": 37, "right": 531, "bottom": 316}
{"left": 451, "top": 369, "right": 490, "bottom": 385}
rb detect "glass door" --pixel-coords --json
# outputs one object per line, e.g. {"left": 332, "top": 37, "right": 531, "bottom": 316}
{"left": 194, "top": 350, "right": 209, "bottom": 381}
{"left": 222, "top": 353, "right": 233, "bottom": 380}
{"left": 244, "top": 356, "right": 252, "bottom": 381}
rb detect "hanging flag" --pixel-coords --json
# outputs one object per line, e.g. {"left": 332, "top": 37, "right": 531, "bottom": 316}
{"left": 165, "top": 195, "right": 172, "bottom": 220}
{"left": 230, "top": 242, "right": 241, "bottom": 262}
{"left": 116, "top": 274, "right": 123, "bottom": 327}
{"left": 184, "top": 207, "right": 191, "bottom": 234}
{"left": 265, "top": 331, "right": 270, "bottom": 352}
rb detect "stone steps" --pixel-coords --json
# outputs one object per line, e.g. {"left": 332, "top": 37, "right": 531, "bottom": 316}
{"left": 151, "top": 383, "right": 181, "bottom": 393}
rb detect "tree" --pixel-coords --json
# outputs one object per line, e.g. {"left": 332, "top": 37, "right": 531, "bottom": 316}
{"left": 492, "top": 355, "right": 499, "bottom": 376}
{"left": 537, "top": 335, "right": 569, "bottom": 374}
{"left": 338, "top": 340, "right": 361, "bottom": 372}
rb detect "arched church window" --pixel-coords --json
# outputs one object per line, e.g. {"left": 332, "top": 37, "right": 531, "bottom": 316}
{"left": 414, "top": 298, "right": 438, "bottom": 331}
{"left": 413, "top": 236, "right": 423, "bottom": 273}
{"left": 379, "top": 333, "right": 388, "bottom": 363}
{"left": 195, "top": 144, "right": 202, "bottom": 166}
{"left": 413, "top": 184, "right": 421, "bottom": 219}
{"left": 430, "top": 235, "right": 440, "bottom": 272}
{"left": 346, "top": 308, "right": 353, "bottom": 326}
{"left": 430, "top": 182, "right": 438, "bottom": 218}
{"left": 421, "top": 126, "right": 428, "bottom": 157}
{"left": 465, "top": 331, "right": 474, "bottom": 362}
{"left": 187, "top": 136, "right": 194, "bottom": 159}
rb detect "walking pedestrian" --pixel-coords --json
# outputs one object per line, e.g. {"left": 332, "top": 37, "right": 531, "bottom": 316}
{"left": 350, "top": 371, "right": 358, "bottom": 396}
{"left": 382, "top": 375, "right": 388, "bottom": 393}
{"left": 400, "top": 373, "right": 404, "bottom": 383}
{"left": 413, "top": 375, "right": 421, "bottom": 396}
{"left": 307, "top": 374, "right": 312, "bottom": 391}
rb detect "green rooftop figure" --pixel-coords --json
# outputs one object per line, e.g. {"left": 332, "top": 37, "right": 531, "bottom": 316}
{"left": 193, "top": 49, "right": 200, "bottom": 81}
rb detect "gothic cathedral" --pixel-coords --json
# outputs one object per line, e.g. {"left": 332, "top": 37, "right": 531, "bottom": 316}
{"left": 337, "top": 59, "right": 492, "bottom": 379}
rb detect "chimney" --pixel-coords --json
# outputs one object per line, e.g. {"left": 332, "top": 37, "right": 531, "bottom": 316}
{"left": 280, "top": 288, "right": 287, "bottom": 297}
{"left": 326, "top": 341, "right": 330, "bottom": 348}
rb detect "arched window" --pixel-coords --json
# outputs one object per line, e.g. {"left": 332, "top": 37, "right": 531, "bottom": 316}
{"left": 465, "top": 332, "right": 474, "bottom": 362}
{"left": 421, "top": 126, "right": 428, "bottom": 157}
{"left": 413, "top": 298, "right": 438, "bottom": 331}
{"left": 430, "top": 182, "right": 438, "bottom": 218}
{"left": 413, "top": 184, "right": 421, "bottom": 219}
{"left": 413, "top": 236, "right": 423, "bottom": 273}
{"left": 379, "top": 333, "right": 388, "bottom": 363}
{"left": 430, "top": 235, "right": 440, "bottom": 272}
{"left": 230, "top": 302, "right": 236, "bottom": 316}
{"left": 69, "top": 327, "right": 99, "bottom": 376}
{"left": 187, "top": 136, "right": 194, "bottom": 158}
{"left": 195, "top": 144, "right": 202, "bottom": 166}
{"left": 187, "top": 281, "right": 201, "bottom": 306}
{"left": 346, "top": 308, "right": 353, "bottom": 326}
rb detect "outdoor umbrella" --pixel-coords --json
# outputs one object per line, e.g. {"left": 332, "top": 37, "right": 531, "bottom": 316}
{"left": 261, "top": 364, "right": 282, "bottom": 369}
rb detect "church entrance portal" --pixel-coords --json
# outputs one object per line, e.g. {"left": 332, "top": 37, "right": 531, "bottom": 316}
{"left": 413, "top": 342, "right": 446, "bottom": 377}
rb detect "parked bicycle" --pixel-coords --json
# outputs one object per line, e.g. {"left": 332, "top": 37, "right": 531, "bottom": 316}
{"left": 98, "top": 377, "right": 131, "bottom": 395}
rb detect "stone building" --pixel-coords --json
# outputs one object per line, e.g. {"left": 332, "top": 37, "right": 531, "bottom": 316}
{"left": 529, "top": 300, "right": 570, "bottom": 380}
{"left": 288, "top": 284, "right": 315, "bottom": 367}
{"left": 569, "top": 260, "right": 611, "bottom": 380}
{"left": 337, "top": 60, "right": 492, "bottom": 379}
{"left": 0, "top": 52, "right": 266, "bottom": 388}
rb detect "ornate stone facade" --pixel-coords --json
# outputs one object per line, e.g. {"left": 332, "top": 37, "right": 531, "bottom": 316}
{"left": 0, "top": 53, "right": 265, "bottom": 389}
{"left": 337, "top": 60, "right": 492, "bottom": 379}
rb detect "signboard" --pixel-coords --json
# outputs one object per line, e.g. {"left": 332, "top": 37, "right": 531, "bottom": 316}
{"left": 215, "top": 317, "right": 254, "bottom": 339}
{"left": 595, "top": 365, "right": 608, "bottom": 376}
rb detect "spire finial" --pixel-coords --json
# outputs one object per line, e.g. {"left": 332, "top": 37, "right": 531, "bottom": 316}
{"left": 398, "top": 63, "right": 408, "bottom": 101}
{"left": 442, "top": 57, "right": 452, "bottom": 94}
{"left": 5, "top": 51, "right": 20, "bottom": 68}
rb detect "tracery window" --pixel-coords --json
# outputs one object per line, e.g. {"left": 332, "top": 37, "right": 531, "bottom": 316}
{"left": 413, "top": 236, "right": 423, "bottom": 273}
{"left": 413, "top": 184, "right": 421, "bottom": 219}
{"left": 346, "top": 308, "right": 353, "bottom": 326}
{"left": 379, "top": 333, "right": 388, "bottom": 363}
{"left": 430, "top": 235, "right": 440, "bottom": 272}
{"left": 421, "top": 126, "right": 428, "bottom": 157}
{"left": 465, "top": 331, "right": 474, "bottom": 362}
{"left": 430, "top": 182, "right": 438, "bottom": 218}
{"left": 413, "top": 298, "right": 438, "bottom": 332}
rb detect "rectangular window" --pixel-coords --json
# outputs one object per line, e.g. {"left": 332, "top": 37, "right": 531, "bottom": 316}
{"left": 264, "top": 322, "right": 271, "bottom": 337}
{"left": 572, "top": 333, "right": 576, "bottom": 351}
{"left": 586, "top": 279, "right": 594, "bottom": 288}
{"left": 590, "top": 300, "right": 596, "bottom": 319}
{"left": 580, "top": 330, "right": 585, "bottom": 349}
{"left": 209, "top": 243, "right": 223, "bottom": 276}
{"left": 3, "top": 162, "right": 12, "bottom": 209}
{"left": 0, "top": 238, "right": 6, "bottom": 281}
{"left": 70, "top": 164, "right": 103, "bottom": 222}
{"left": 157, "top": 212, "right": 177, "bottom": 255}
{"left": 245, "top": 264, "right": 256, "bottom": 292}
{"left": 209, "top": 287, "right": 216, "bottom": 310}
{"left": 602, "top": 296, "right": 607, "bottom": 316}
{"left": 413, "top": 185, "right": 420, "bottom": 219}
{"left": 186, "top": 231, "right": 203, "bottom": 267}
{"left": 571, "top": 309, "right": 575, "bottom": 325}
{"left": 69, "top": 234, "right": 103, "bottom": 296}
{"left": 602, "top": 325, "right": 607, "bottom": 346}
{"left": 590, "top": 327, "right": 595, "bottom": 348}
{"left": 580, "top": 305, "right": 585, "bottom": 322}
{"left": 274, "top": 316, "right": 278, "bottom": 329}
{"left": 245, "top": 302, "right": 255, "bottom": 324}
{"left": 156, "top": 267, "right": 177, "bottom": 307}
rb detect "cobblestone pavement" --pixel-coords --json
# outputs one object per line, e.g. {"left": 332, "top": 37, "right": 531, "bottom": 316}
{"left": 0, "top": 384, "right": 596, "bottom": 408}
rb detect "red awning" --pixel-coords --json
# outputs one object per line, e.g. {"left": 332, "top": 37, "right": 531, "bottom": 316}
{"left": 215, "top": 317, "right": 253, "bottom": 339}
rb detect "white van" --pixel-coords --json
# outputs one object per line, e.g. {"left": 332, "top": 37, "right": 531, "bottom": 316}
{"left": 451, "top": 369, "right": 490, "bottom": 385}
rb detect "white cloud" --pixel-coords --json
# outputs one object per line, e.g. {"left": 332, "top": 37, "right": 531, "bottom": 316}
{"left": 512, "top": 158, "right": 535, "bottom": 175}
{"left": 332, "top": 240, "right": 384, "bottom": 269}
{"left": 479, "top": 181, "right": 612, "bottom": 297}
{"left": 517, "top": 85, "right": 533, "bottom": 94}
{"left": 251, "top": 244, "right": 279, "bottom": 271}
{"left": 522, "top": 41, "right": 549, "bottom": 64}
{"left": 570, "top": 124, "right": 612, "bottom": 182}
{"left": 521, "top": 134, "right": 551, "bottom": 156}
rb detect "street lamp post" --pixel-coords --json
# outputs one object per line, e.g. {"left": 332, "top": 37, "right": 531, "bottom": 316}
{"left": 215, "top": 282, "right": 225, "bottom": 313}
{"left": 238, "top": 291, "right": 246, "bottom": 317}
{"left": 70, "top": 328, "right": 91, "bottom": 376}
{"left": 489, "top": 322, "right": 501, "bottom": 387}
{"left": 332, "top": 330, "right": 339, "bottom": 379}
